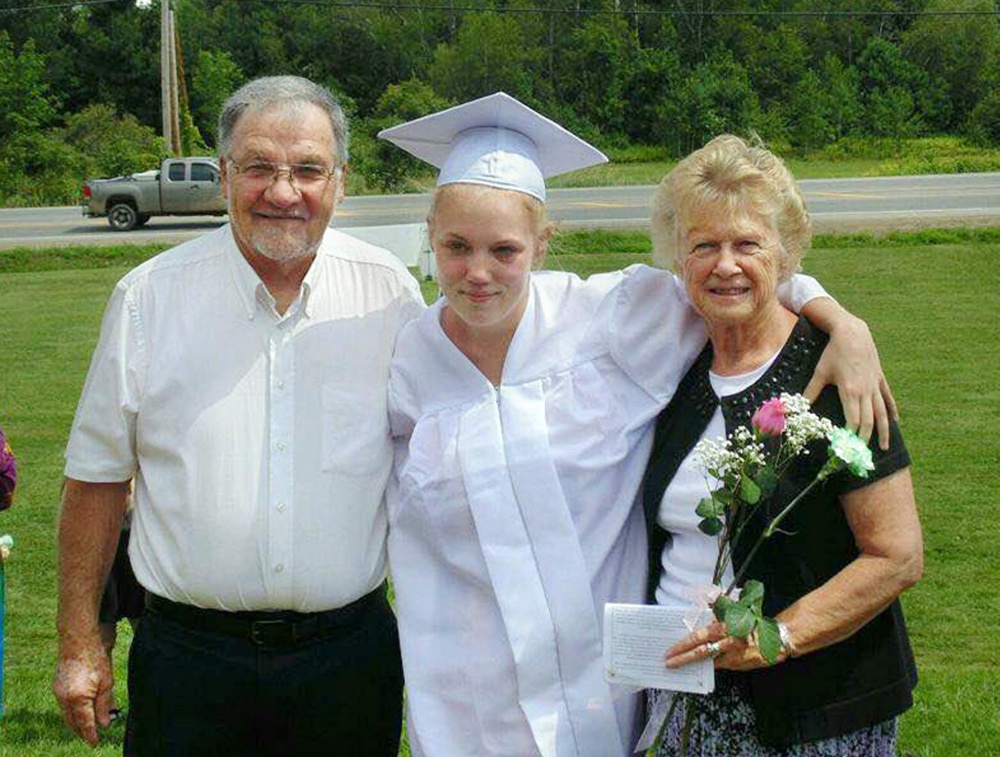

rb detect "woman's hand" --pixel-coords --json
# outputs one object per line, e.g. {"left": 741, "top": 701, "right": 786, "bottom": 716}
{"left": 664, "top": 621, "right": 782, "bottom": 672}
{"left": 800, "top": 301, "right": 898, "bottom": 449}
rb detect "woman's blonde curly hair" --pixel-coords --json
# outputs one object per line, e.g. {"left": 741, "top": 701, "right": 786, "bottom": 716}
{"left": 650, "top": 134, "right": 811, "bottom": 280}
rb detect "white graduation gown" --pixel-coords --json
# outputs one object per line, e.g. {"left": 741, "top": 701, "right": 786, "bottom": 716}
{"left": 387, "top": 266, "right": 825, "bottom": 757}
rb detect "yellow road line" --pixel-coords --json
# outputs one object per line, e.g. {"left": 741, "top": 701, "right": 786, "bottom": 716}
{"left": 806, "top": 191, "right": 885, "bottom": 200}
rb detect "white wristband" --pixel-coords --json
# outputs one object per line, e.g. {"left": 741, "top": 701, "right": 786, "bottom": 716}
{"left": 777, "top": 621, "right": 798, "bottom": 658}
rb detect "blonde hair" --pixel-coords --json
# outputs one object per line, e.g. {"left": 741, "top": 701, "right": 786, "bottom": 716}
{"left": 650, "top": 135, "right": 810, "bottom": 280}
{"left": 428, "top": 183, "right": 556, "bottom": 266}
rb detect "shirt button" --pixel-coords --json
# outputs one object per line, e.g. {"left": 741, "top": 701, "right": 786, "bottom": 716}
{"left": 276, "top": 442, "right": 286, "bottom": 452}
{"left": 275, "top": 564, "right": 284, "bottom": 574}
{"left": 276, "top": 380, "right": 286, "bottom": 390}
{"left": 276, "top": 502, "right": 286, "bottom": 513}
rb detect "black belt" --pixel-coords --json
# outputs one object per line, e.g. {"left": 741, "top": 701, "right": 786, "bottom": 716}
{"left": 144, "top": 584, "right": 387, "bottom": 648}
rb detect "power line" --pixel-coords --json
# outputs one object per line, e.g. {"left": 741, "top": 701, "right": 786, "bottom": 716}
{"left": 0, "top": 0, "right": 124, "bottom": 15}
{"left": 244, "top": 0, "right": 1000, "bottom": 17}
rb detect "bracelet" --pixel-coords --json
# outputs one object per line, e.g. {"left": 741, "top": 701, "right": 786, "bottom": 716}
{"left": 777, "top": 621, "right": 798, "bottom": 658}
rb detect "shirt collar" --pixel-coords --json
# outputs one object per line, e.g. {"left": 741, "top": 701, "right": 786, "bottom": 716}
{"left": 224, "top": 227, "right": 265, "bottom": 320}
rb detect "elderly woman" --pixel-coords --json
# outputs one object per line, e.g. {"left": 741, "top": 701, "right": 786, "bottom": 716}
{"left": 380, "top": 96, "right": 895, "bottom": 757}
{"left": 642, "top": 135, "right": 922, "bottom": 755}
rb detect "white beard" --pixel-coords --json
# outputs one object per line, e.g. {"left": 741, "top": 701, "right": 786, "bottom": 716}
{"left": 249, "top": 225, "right": 320, "bottom": 262}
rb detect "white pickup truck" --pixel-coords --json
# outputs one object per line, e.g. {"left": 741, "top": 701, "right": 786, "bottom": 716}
{"left": 82, "top": 157, "right": 228, "bottom": 231}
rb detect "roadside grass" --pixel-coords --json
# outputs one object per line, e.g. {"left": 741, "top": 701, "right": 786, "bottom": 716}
{"left": 0, "top": 234, "right": 997, "bottom": 755}
{"left": 370, "top": 157, "right": 927, "bottom": 192}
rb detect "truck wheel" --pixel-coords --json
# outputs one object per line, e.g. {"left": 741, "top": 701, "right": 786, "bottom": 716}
{"left": 108, "top": 203, "right": 138, "bottom": 231}
{"left": 135, "top": 213, "right": 151, "bottom": 228}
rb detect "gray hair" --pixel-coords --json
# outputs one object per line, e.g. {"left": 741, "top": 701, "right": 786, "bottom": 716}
{"left": 217, "top": 75, "right": 350, "bottom": 166}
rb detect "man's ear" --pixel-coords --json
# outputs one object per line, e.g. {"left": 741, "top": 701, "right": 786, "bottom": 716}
{"left": 219, "top": 157, "right": 231, "bottom": 201}
{"left": 334, "top": 164, "right": 348, "bottom": 204}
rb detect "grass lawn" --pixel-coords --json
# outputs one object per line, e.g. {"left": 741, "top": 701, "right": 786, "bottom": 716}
{"left": 1, "top": 232, "right": 997, "bottom": 755}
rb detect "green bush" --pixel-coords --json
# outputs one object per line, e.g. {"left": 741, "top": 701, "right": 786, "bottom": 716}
{"left": 353, "top": 79, "right": 453, "bottom": 193}
{"left": 61, "top": 104, "right": 169, "bottom": 178}
{"left": 967, "top": 90, "right": 1000, "bottom": 147}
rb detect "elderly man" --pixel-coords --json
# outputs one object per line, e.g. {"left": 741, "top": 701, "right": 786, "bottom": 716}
{"left": 53, "top": 76, "right": 423, "bottom": 756}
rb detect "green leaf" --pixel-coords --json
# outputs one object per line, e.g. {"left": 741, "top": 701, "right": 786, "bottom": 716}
{"left": 698, "top": 516, "right": 723, "bottom": 536}
{"left": 740, "top": 580, "right": 765, "bottom": 614}
{"left": 757, "top": 617, "right": 782, "bottom": 664}
{"left": 740, "top": 475, "right": 761, "bottom": 504}
{"left": 724, "top": 602, "right": 757, "bottom": 638}
{"left": 712, "top": 488, "right": 731, "bottom": 506}
{"left": 696, "top": 497, "right": 722, "bottom": 518}
{"left": 757, "top": 468, "right": 779, "bottom": 499}
{"left": 713, "top": 594, "right": 736, "bottom": 622}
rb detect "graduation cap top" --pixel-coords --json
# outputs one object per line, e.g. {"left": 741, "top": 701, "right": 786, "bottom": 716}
{"left": 377, "top": 92, "right": 608, "bottom": 202}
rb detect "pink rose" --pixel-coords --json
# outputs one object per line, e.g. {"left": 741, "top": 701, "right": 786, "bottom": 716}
{"left": 751, "top": 397, "right": 786, "bottom": 437}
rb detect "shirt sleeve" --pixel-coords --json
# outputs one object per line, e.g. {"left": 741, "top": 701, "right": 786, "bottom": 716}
{"left": 606, "top": 266, "right": 708, "bottom": 404}
{"left": 776, "top": 273, "right": 831, "bottom": 312}
{"left": 812, "top": 385, "right": 911, "bottom": 494}
{"left": 64, "top": 281, "right": 146, "bottom": 482}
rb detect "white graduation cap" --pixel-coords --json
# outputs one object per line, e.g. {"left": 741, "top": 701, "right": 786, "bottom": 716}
{"left": 377, "top": 92, "right": 608, "bottom": 202}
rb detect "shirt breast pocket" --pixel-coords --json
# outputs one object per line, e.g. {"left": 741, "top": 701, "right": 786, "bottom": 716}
{"left": 321, "top": 383, "right": 390, "bottom": 476}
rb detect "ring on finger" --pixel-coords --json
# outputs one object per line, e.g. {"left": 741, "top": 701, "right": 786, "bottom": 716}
{"left": 705, "top": 640, "right": 722, "bottom": 658}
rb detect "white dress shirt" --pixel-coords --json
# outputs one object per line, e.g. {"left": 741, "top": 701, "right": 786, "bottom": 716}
{"left": 387, "top": 266, "right": 827, "bottom": 757}
{"left": 65, "top": 224, "right": 424, "bottom": 612}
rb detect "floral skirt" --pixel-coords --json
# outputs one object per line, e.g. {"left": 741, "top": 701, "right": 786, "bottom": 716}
{"left": 652, "top": 677, "right": 898, "bottom": 757}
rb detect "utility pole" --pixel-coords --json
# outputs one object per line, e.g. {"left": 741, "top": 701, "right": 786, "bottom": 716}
{"left": 169, "top": 7, "right": 181, "bottom": 154}
{"left": 160, "top": 0, "right": 174, "bottom": 153}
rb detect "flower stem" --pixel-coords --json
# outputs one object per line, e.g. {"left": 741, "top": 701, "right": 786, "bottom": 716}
{"left": 725, "top": 460, "right": 840, "bottom": 594}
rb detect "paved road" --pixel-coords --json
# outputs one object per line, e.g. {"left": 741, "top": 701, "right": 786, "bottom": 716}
{"left": 2, "top": 172, "right": 998, "bottom": 249}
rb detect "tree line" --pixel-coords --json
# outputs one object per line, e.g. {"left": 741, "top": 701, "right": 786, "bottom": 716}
{"left": 2, "top": 0, "right": 1000, "bottom": 205}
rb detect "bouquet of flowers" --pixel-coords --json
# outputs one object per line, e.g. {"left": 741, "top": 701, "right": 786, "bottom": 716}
{"left": 690, "top": 393, "right": 875, "bottom": 663}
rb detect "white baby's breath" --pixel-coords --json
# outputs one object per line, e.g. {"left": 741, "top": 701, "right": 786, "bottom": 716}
{"left": 694, "top": 437, "right": 740, "bottom": 477}
{"left": 781, "top": 393, "right": 835, "bottom": 454}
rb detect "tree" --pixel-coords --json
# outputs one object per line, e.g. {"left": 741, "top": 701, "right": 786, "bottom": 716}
{"left": 428, "top": 12, "right": 538, "bottom": 103}
{"left": 558, "top": 13, "right": 636, "bottom": 138}
{"left": 857, "top": 38, "right": 924, "bottom": 137}
{"left": 190, "top": 49, "right": 244, "bottom": 146}
{"left": 817, "top": 54, "right": 864, "bottom": 142}
{"left": 0, "top": 31, "right": 62, "bottom": 204}
{"left": 901, "top": 0, "right": 1000, "bottom": 131}
{"left": 968, "top": 90, "right": 1000, "bottom": 146}
{"left": 0, "top": 32, "right": 58, "bottom": 143}
{"left": 354, "top": 79, "right": 454, "bottom": 192}
{"left": 60, "top": 103, "right": 168, "bottom": 178}
{"left": 625, "top": 44, "right": 683, "bottom": 145}
{"left": 787, "top": 71, "right": 833, "bottom": 150}
{"left": 55, "top": 2, "right": 161, "bottom": 128}
{"left": 744, "top": 24, "right": 810, "bottom": 110}
{"left": 673, "top": 52, "right": 760, "bottom": 155}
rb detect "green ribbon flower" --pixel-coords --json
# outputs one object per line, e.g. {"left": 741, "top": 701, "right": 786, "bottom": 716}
{"left": 827, "top": 427, "right": 875, "bottom": 478}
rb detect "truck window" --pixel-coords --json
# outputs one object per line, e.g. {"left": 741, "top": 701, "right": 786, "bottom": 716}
{"left": 167, "top": 163, "right": 186, "bottom": 182}
{"left": 190, "top": 163, "right": 218, "bottom": 183}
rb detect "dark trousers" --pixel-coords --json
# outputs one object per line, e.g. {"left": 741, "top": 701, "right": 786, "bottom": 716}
{"left": 124, "top": 589, "right": 403, "bottom": 757}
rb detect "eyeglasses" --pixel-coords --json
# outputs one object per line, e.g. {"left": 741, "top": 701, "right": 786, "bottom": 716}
{"left": 229, "top": 160, "right": 340, "bottom": 190}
